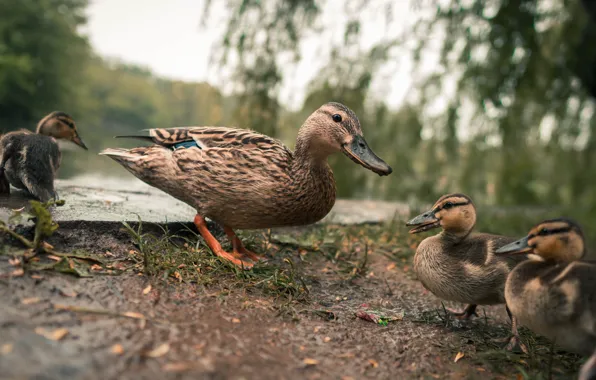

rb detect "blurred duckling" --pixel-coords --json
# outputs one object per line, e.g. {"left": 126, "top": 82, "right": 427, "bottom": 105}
{"left": 496, "top": 218, "right": 596, "bottom": 380}
{"left": 406, "top": 193, "right": 527, "bottom": 351}
{"left": 0, "top": 111, "right": 87, "bottom": 201}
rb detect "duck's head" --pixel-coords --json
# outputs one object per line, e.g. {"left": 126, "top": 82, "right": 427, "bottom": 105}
{"left": 496, "top": 218, "right": 586, "bottom": 262}
{"left": 406, "top": 193, "right": 476, "bottom": 236}
{"left": 36, "top": 111, "right": 87, "bottom": 150}
{"left": 297, "top": 102, "right": 392, "bottom": 176}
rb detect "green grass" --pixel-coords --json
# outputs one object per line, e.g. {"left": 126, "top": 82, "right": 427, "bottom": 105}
{"left": 121, "top": 220, "right": 310, "bottom": 308}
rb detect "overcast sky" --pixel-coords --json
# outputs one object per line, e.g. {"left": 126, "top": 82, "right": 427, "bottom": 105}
{"left": 86, "top": 0, "right": 436, "bottom": 110}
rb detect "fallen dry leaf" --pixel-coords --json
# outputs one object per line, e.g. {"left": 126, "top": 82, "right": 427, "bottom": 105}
{"left": 454, "top": 352, "right": 465, "bottom": 363}
{"left": 42, "top": 242, "right": 54, "bottom": 250}
{"left": 48, "top": 255, "right": 61, "bottom": 262}
{"left": 173, "top": 271, "right": 182, "bottom": 282}
{"left": 30, "top": 274, "right": 43, "bottom": 280}
{"left": 231, "top": 318, "right": 241, "bottom": 324}
{"left": 163, "top": 362, "right": 194, "bottom": 372}
{"left": 122, "top": 311, "right": 145, "bottom": 320}
{"left": 21, "top": 297, "right": 41, "bottom": 305}
{"left": 59, "top": 289, "right": 77, "bottom": 297}
{"left": 8, "top": 258, "right": 20, "bottom": 266}
{"left": 144, "top": 343, "right": 170, "bottom": 358}
{"left": 35, "top": 327, "right": 69, "bottom": 341}
{"left": 90, "top": 264, "right": 103, "bottom": 271}
{"left": 10, "top": 268, "right": 24, "bottom": 277}
{"left": 1, "top": 344, "right": 13, "bottom": 355}
{"left": 323, "top": 336, "right": 331, "bottom": 343}
{"left": 368, "top": 359, "right": 379, "bottom": 368}
{"left": 111, "top": 344, "right": 124, "bottom": 355}
{"left": 104, "top": 251, "right": 114, "bottom": 257}
{"left": 303, "top": 358, "right": 319, "bottom": 366}
{"left": 142, "top": 285, "right": 152, "bottom": 295}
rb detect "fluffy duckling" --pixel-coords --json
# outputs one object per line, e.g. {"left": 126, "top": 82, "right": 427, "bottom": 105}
{"left": 0, "top": 112, "right": 87, "bottom": 201}
{"left": 496, "top": 218, "right": 596, "bottom": 380}
{"left": 406, "top": 193, "right": 527, "bottom": 351}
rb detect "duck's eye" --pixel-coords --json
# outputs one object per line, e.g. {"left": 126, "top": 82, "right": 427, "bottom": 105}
{"left": 443, "top": 202, "right": 454, "bottom": 209}
{"left": 332, "top": 114, "right": 342, "bottom": 123}
{"left": 539, "top": 228, "right": 549, "bottom": 235}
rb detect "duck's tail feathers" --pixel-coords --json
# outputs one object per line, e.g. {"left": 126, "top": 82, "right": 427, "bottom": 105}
{"left": 114, "top": 132, "right": 155, "bottom": 143}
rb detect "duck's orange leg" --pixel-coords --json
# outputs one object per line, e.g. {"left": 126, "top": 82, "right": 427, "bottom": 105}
{"left": 224, "top": 226, "right": 263, "bottom": 262}
{"left": 193, "top": 215, "right": 253, "bottom": 269}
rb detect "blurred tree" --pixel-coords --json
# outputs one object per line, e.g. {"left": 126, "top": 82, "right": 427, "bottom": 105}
{"left": 0, "top": 0, "right": 90, "bottom": 131}
{"left": 202, "top": 0, "right": 321, "bottom": 136}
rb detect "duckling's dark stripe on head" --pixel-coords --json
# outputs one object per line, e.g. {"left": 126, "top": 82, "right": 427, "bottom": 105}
{"left": 173, "top": 141, "right": 200, "bottom": 150}
{"left": 533, "top": 226, "right": 573, "bottom": 237}
{"left": 532, "top": 218, "right": 584, "bottom": 238}
{"left": 432, "top": 201, "right": 469, "bottom": 213}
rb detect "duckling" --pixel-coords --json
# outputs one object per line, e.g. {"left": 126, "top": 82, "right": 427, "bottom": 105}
{"left": 101, "top": 102, "right": 392, "bottom": 269}
{"left": 496, "top": 218, "right": 596, "bottom": 380}
{"left": 406, "top": 193, "right": 527, "bottom": 351}
{"left": 0, "top": 111, "right": 87, "bottom": 201}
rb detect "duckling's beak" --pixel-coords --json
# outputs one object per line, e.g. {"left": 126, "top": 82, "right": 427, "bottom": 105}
{"left": 341, "top": 135, "right": 392, "bottom": 176}
{"left": 71, "top": 134, "right": 88, "bottom": 150}
{"left": 495, "top": 236, "right": 532, "bottom": 255}
{"left": 406, "top": 210, "right": 440, "bottom": 234}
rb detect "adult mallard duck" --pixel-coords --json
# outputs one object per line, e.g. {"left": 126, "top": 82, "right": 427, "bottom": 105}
{"left": 100, "top": 102, "right": 392, "bottom": 269}
{"left": 496, "top": 218, "right": 596, "bottom": 380}
{"left": 406, "top": 193, "right": 527, "bottom": 351}
{"left": 0, "top": 111, "right": 87, "bottom": 201}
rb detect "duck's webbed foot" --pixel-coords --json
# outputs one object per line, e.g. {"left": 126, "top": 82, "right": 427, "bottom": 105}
{"left": 579, "top": 349, "right": 596, "bottom": 380}
{"left": 193, "top": 215, "right": 254, "bottom": 270}
{"left": 505, "top": 307, "right": 529, "bottom": 353}
{"left": 446, "top": 304, "right": 478, "bottom": 320}
{"left": 224, "top": 226, "right": 263, "bottom": 263}
{"left": 0, "top": 168, "right": 9, "bottom": 195}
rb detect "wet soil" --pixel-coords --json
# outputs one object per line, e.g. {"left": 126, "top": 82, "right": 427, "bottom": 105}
{"left": 0, "top": 221, "right": 583, "bottom": 380}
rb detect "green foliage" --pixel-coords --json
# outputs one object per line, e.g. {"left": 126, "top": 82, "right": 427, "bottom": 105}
{"left": 0, "top": 0, "right": 90, "bottom": 130}
{"left": 5, "top": 0, "right": 596, "bottom": 217}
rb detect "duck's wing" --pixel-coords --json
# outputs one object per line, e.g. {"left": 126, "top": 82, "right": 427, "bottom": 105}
{"left": 115, "top": 126, "right": 287, "bottom": 152}
{"left": 462, "top": 233, "right": 527, "bottom": 267}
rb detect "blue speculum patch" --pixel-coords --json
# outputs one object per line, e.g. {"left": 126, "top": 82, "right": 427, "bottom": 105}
{"left": 172, "top": 140, "right": 199, "bottom": 150}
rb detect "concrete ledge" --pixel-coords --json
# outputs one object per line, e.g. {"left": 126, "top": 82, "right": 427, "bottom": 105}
{"left": 0, "top": 175, "right": 410, "bottom": 225}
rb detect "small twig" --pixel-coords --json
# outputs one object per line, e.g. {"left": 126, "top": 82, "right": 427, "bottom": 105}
{"left": 383, "top": 275, "right": 394, "bottom": 296}
{"left": 0, "top": 224, "right": 34, "bottom": 249}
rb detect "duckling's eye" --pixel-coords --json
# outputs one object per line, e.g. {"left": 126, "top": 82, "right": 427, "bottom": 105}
{"left": 332, "top": 114, "right": 342, "bottom": 123}
{"left": 539, "top": 228, "right": 549, "bottom": 236}
{"left": 443, "top": 202, "right": 454, "bottom": 209}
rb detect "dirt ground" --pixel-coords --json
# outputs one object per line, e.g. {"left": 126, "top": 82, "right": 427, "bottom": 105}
{"left": 0, "top": 218, "right": 585, "bottom": 380}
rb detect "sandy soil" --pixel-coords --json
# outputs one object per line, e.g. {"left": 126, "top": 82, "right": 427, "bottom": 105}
{"left": 0, "top": 221, "right": 583, "bottom": 380}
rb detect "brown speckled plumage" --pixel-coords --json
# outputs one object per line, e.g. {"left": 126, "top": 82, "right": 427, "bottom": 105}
{"left": 101, "top": 102, "right": 392, "bottom": 268}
